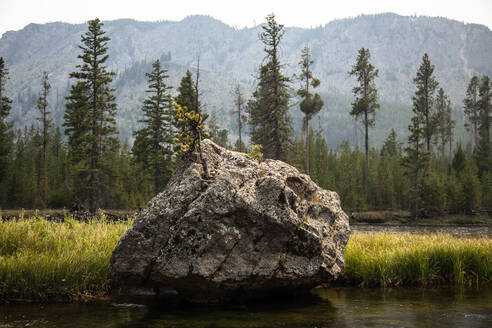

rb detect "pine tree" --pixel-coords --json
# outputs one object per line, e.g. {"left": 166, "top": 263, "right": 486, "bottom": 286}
{"left": 459, "top": 163, "right": 482, "bottom": 213}
{"left": 63, "top": 18, "right": 119, "bottom": 213}
{"left": 173, "top": 103, "right": 210, "bottom": 179}
{"left": 434, "top": 88, "right": 455, "bottom": 159}
{"left": 348, "top": 48, "right": 379, "bottom": 190}
{"left": 230, "top": 84, "right": 247, "bottom": 152}
{"left": 413, "top": 53, "right": 439, "bottom": 153}
{"left": 215, "top": 129, "right": 230, "bottom": 148}
{"left": 36, "top": 71, "right": 52, "bottom": 204}
{"left": 175, "top": 70, "right": 199, "bottom": 130}
{"left": 482, "top": 170, "right": 492, "bottom": 210}
{"left": 312, "top": 121, "right": 332, "bottom": 189}
{"left": 9, "top": 126, "right": 44, "bottom": 208}
{"left": 64, "top": 82, "right": 89, "bottom": 163}
{"left": 0, "top": 57, "right": 12, "bottom": 184}
{"left": 421, "top": 169, "right": 446, "bottom": 216}
{"left": 296, "top": 45, "right": 323, "bottom": 175}
{"left": 446, "top": 104, "right": 455, "bottom": 158}
{"left": 377, "top": 150, "right": 397, "bottom": 209}
{"left": 246, "top": 94, "right": 261, "bottom": 148}
{"left": 47, "top": 127, "right": 72, "bottom": 208}
{"left": 132, "top": 59, "right": 175, "bottom": 192}
{"left": 248, "top": 14, "right": 292, "bottom": 161}
{"left": 336, "top": 141, "right": 366, "bottom": 211}
{"left": 463, "top": 76, "right": 480, "bottom": 147}
{"left": 452, "top": 143, "right": 467, "bottom": 175}
{"left": 474, "top": 75, "right": 492, "bottom": 177}
{"left": 403, "top": 101, "right": 430, "bottom": 216}
{"left": 402, "top": 53, "right": 441, "bottom": 216}
{"left": 116, "top": 142, "right": 141, "bottom": 209}
{"left": 445, "top": 172, "right": 462, "bottom": 214}
{"left": 176, "top": 70, "right": 198, "bottom": 113}
{"left": 380, "top": 128, "right": 401, "bottom": 157}
{"left": 205, "top": 110, "right": 228, "bottom": 148}
{"left": 289, "top": 136, "right": 306, "bottom": 172}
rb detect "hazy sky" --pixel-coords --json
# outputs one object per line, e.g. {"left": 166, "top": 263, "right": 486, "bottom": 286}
{"left": 1, "top": 0, "right": 492, "bottom": 37}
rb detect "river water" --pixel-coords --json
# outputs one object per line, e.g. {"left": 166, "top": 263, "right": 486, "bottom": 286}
{"left": 1, "top": 287, "right": 491, "bottom": 328}
{"left": 351, "top": 224, "right": 492, "bottom": 237}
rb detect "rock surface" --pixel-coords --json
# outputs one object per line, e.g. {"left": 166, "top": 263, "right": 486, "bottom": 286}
{"left": 110, "top": 140, "right": 350, "bottom": 301}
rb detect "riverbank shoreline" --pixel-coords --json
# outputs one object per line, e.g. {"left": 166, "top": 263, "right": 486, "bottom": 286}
{"left": 351, "top": 223, "right": 492, "bottom": 237}
{"left": 1, "top": 217, "right": 491, "bottom": 303}
{"left": 2, "top": 209, "right": 491, "bottom": 224}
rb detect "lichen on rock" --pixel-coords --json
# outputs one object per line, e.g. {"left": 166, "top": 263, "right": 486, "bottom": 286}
{"left": 110, "top": 139, "right": 350, "bottom": 301}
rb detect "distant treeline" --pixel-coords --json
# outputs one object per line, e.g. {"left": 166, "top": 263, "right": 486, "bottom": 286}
{"left": 0, "top": 15, "right": 490, "bottom": 216}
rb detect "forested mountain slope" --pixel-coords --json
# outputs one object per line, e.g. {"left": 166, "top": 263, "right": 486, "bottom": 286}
{"left": 1, "top": 13, "right": 491, "bottom": 147}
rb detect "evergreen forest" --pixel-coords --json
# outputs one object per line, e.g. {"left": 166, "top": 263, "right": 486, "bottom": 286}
{"left": 0, "top": 16, "right": 491, "bottom": 217}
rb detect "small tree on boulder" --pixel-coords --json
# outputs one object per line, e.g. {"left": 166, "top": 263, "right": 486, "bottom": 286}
{"left": 173, "top": 103, "right": 210, "bottom": 179}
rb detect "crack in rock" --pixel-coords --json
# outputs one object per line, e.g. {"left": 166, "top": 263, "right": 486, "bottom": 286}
{"left": 110, "top": 140, "right": 350, "bottom": 301}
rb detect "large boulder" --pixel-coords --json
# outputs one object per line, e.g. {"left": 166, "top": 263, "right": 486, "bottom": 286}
{"left": 110, "top": 140, "right": 350, "bottom": 301}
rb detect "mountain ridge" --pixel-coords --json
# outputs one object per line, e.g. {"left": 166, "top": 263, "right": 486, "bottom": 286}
{"left": 1, "top": 13, "right": 491, "bottom": 147}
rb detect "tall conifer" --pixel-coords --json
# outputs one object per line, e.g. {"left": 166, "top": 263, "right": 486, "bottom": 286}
{"left": 348, "top": 48, "right": 379, "bottom": 189}
{"left": 64, "top": 82, "right": 89, "bottom": 163}
{"left": 474, "top": 75, "right": 492, "bottom": 177}
{"left": 0, "top": 57, "right": 12, "bottom": 184}
{"left": 403, "top": 56, "right": 438, "bottom": 216}
{"left": 381, "top": 129, "right": 402, "bottom": 157}
{"left": 403, "top": 114, "right": 430, "bottom": 216}
{"left": 297, "top": 45, "right": 323, "bottom": 174}
{"left": 176, "top": 70, "right": 198, "bottom": 112}
{"left": 37, "top": 72, "right": 53, "bottom": 204}
{"left": 132, "top": 59, "right": 174, "bottom": 192}
{"left": 248, "top": 14, "right": 292, "bottom": 161}
{"left": 413, "top": 53, "right": 439, "bottom": 153}
{"left": 36, "top": 71, "right": 52, "bottom": 205}
{"left": 463, "top": 76, "right": 480, "bottom": 147}
{"left": 434, "top": 88, "right": 455, "bottom": 159}
{"left": 63, "top": 18, "right": 119, "bottom": 212}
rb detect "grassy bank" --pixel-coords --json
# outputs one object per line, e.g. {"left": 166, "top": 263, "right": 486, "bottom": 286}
{"left": 1, "top": 218, "right": 491, "bottom": 302}
{"left": 344, "top": 232, "right": 492, "bottom": 287}
{"left": 0, "top": 216, "right": 132, "bottom": 301}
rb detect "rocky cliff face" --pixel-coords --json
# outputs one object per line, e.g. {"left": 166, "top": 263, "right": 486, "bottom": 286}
{"left": 110, "top": 140, "right": 350, "bottom": 301}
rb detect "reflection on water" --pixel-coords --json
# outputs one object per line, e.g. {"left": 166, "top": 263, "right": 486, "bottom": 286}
{"left": 1, "top": 287, "right": 491, "bottom": 328}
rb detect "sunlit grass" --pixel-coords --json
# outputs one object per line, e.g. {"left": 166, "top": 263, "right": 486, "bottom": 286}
{"left": 0, "top": 216, "right": 132, "bottom": 301}
{"left": 343, "top": 232, "right": 492, "bottom": 287}
{"left": 1, "top": 218, "right": 491, "bottom": 302}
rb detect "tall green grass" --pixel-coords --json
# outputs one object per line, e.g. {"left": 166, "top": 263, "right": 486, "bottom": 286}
{"left": 1, "top": 218, "right": 491, "bottom": 302}
{"left": 344, "top": 232, "right": 492, "bottom": 287}
{"left": 0, "top": 216, "right": 132, "bottom": 301}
